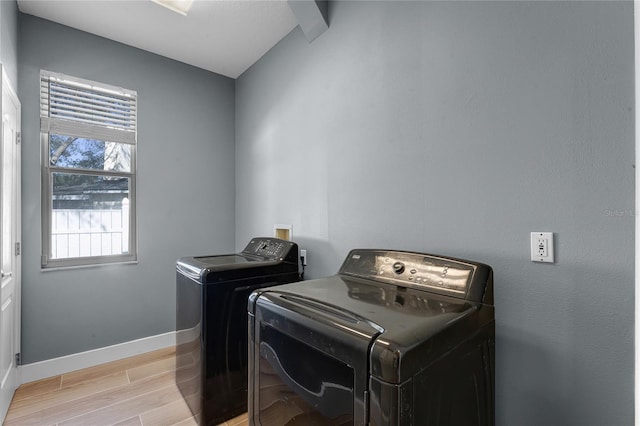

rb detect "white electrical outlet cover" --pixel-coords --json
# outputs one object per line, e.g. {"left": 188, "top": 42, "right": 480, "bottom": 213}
{"left": 531, "top": 232, "right": 554, "bottom": 263}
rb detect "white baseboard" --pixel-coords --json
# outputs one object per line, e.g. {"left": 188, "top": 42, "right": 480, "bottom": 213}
{"left": 20, "top": 331, "right": 176, "bottom": 384}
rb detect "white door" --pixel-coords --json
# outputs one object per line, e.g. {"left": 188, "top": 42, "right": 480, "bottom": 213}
{"left": 0, "top": 67, "right": 21, "bottom": 423}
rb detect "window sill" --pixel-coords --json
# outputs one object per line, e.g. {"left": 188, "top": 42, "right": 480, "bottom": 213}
{"left": 41, "top": 259, "right": 138, "bottom": 272}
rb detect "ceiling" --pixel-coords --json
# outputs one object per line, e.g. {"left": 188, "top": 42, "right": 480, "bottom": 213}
{"left": 17, "top": 0, "right": 300, "bottom": 79}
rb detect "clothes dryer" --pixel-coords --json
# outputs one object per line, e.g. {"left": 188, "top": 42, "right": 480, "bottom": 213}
{"left": 248, "top": 249, "right": 494, "bottom": 426}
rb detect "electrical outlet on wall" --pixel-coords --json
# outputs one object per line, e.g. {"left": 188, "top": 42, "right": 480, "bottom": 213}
{"left": 531, "top": 232, "right": 554, "bottom": 263}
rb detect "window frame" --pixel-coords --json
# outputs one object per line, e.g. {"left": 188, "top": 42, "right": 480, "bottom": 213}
{"left": 40, "top": 70, "right": 138, "bottom": 269}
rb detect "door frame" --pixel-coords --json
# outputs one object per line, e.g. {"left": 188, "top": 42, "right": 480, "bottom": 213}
{"left": 635, "top": 2, "right": 639, "bottom": 423}
{"left": 0, "top": 64, "right": 22, "bottom": 422}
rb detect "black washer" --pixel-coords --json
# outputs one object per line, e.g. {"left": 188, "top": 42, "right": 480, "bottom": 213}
{"left": 176, "top": 237, "right": 299, "bottom": 425}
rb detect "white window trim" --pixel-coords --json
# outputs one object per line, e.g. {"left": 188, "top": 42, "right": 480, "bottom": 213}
{"left": 40, "top": 70, "right": 138, "bottom": 269}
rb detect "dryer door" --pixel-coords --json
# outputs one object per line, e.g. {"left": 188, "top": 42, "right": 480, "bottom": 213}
{"left": 250, "top": 292, "right": 382, "bottom": 426}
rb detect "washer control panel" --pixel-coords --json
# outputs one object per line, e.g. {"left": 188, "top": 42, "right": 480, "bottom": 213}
{"left": 339, "top": 249, "right": 486, "bottom": 300}
{"left": 243, "top": 238, "right": 294, "bottom": 260}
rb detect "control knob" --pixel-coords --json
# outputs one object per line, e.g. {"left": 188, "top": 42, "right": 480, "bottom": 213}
{"left": 392, "top": 261, "right": 405, "bottom": 274}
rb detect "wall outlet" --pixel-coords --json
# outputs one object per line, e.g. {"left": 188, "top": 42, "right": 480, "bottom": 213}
{"left": 300, "top": 249, "right": 307, "bottom": 266}
{"left": 531, "top": 232, "right": 554, "bottom": 263}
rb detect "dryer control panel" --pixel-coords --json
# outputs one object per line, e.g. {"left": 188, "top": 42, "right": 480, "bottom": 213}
{"left": 339, "top": 249, "right": 493, "bottom": 303}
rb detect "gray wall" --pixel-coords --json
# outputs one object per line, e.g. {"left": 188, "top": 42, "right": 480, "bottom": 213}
{"left": 236, "top": 1, "right": 634, "bottom": 425}
{"left": 1, "top": 0, "right": 18, "bottom": 91}
{"left": 19, "top": 14, "right": 236, "bottom": 364}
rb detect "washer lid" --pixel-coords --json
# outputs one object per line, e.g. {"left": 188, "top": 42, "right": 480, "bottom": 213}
{"left": 191, "top": 254, "right": 265, "bottom": 269}
{"left": 176, "top": 237, "right": 299, "bottom": 283}
{"left": 176, "top": 253, "right": 294, "bottom": 283}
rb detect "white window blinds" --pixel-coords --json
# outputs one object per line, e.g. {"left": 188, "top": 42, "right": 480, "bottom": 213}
{"left": 40, "top": 70, "right": 137, "bottom": 144}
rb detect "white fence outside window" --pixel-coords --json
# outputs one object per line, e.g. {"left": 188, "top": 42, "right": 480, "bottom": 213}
{"left": 51, "top": 203, "right": 129, "bottom": 259}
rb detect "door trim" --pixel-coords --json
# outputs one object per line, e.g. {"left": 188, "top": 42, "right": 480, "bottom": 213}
{"left": 634, "top": 2, "right": 639, "bottom": 423}
{"left": 0, "top": 64, "right": 21, "bottom": 423}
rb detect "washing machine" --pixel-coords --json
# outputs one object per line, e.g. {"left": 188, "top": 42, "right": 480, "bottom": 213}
{"left": 248, "top": 248, "right": 494, "bottom": 425}
{"left": 176, "top": 237, "right": 299, "bottom": 425}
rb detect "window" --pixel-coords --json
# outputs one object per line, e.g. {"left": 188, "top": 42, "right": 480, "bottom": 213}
{"left": 40, "top": 70, "right": 137, "bottom": 268}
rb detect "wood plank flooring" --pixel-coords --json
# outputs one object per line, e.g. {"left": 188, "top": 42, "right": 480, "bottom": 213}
{"left": 4, "top": 347, "right": 249, "bottom": 426}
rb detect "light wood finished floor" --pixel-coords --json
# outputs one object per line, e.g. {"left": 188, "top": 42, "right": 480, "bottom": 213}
{"left": 4, "top": 347, "right": 249, "bottom": 426}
